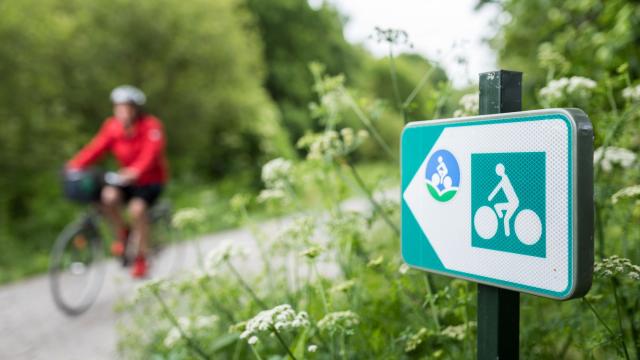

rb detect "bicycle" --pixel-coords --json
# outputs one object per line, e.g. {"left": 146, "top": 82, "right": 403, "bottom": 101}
{"left": 49, "top": 169, "right": 183, "bottom": 316}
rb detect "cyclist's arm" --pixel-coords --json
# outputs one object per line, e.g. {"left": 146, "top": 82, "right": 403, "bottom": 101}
{"left": 67, "top": 121, "right": 113, "bottom": 170}
{"left": 125, "top": 122, "right": 165, "bottom": 179}
{"left": 488, "top": 181, "right": 501, "bottom": 201}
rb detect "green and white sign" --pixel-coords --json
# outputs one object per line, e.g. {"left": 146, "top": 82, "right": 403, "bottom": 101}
{"left": 401, "top": 109, "right": 594, "bottom": 300}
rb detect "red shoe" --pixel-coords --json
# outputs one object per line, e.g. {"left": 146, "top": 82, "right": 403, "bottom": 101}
{"left": 131, "top": 255, "right": 149, "bottom": 279}
{"left": 110, "top": 227, "right": 130, "bottom": 257}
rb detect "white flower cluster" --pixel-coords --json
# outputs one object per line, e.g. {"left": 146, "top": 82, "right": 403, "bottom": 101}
{"left": 539, "top": 76, "right": 597, "bottom": 103}
{"left": 163, "top": 315, "right": 219, "bottom": 347}
{"left": 441, "top": 323, "right": 473, "bottom": 341}
{"left": 298, "top": 128, "right": 368, "bottom": 162}
{"left": 239, "top": 304, "right": 310, "bottom": 344}
{"left": 317, "top": 311, "right": 360, "bottom": 336}
{"left": 594, "top": 146, "right": 636, "bottom": 172}
{"left": 594, "top": 255, "right": 640, "bottom": 281}
{"left": 132, "top": 278, "right": 167, "bottom": 303}
{"left": 172, "top": 208, "right": 206, "bottom": 230}
{"left": 205, "top": 239, "right": 248, "bottom": 270}
{"left": 622, "top": 84, "right": 640, "bottom": 102}
{"left": 404, "top": 327, "right": 429, "bottom": 352}
{"left": 261, "top": 157, "right": 293, "bottom": 189}
{"left": 258, "top": 158, "right": 294, "bottom": 204}
{"left": 453, "top": 92, "right": 479, "bottom": 117}
{"left": 612, "top": 185, "right": 640, "bottom": 204}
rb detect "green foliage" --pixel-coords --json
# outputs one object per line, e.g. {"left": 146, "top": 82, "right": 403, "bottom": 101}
{"left": 246, "top": 0, "right": 365, "bottom": 141}
{"left": 485, "top": 0, "right": 640, "bottom": 105}
{"left": 0, "top": 0, "right": 292, "bottom": 280}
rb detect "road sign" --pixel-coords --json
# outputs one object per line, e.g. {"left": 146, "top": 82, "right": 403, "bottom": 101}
{"left": 401, "top": 108, "right": 593, "bottom": 299}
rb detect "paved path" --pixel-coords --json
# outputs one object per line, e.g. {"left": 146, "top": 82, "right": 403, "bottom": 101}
{"left": 0, "top": 194, "right": 391, "bottom": 359}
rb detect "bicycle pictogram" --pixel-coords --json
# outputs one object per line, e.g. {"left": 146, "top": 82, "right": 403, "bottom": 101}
{"left": 473, "top": 163, "right": 543, "bottom": 246}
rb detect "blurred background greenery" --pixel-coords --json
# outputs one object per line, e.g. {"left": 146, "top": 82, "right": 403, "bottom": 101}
{"left": 0, "top": 0, "right": 451, "bottom": 282}
{"left": 1, "top": 0, "right": 639, "bottom": 287}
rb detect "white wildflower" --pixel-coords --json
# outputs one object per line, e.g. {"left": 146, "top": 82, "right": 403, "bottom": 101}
{"left": 612, "top": 185, "right": 640, "bottom": 204}
{"left": 163, "top": 327, "right": 181, "bottom": 347}
{"left": 317, "top": 311, "right": 359, "bottom": 336}
{"left": 622, "top": 84, "right": 640, "bottom": 102}
{"left": 308, "top": 344, "right": 318, "bottom": 353}
{"left": 248, "top": 336, "right": 259, "bottom": 345}
{"left": 297, "top": 128, "right": 368, "bottom": 162}
{"left": 205, "top": 239, "right": 248, "bottom": 270}
{"left": 261, "top": 157, "right": 293, "bottom": 190}
{"left": 453, "top": 92, "right": 479, "bottom": 117}
{"left": 539, "top": 76, "right": 596, "bottom": 104}
{"left": 594, "top": 146, "right": 636, "bottom": 172}
{"left": 594, "top": 256, "right": 640, "bottom": 282}
{"left": 172, "top": 208, "right": 206, "bottom": 230}
{"left": 399, "top": 263, "right": 410, "bottom": 275}
{"left": 257, "top": 188, "right": 287, "bottom": 203}
{"left": 239, "top": 304, "right": 309, "bottom": 343}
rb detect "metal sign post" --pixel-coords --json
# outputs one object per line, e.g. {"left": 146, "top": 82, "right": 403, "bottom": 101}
{"left": 476, "top": 70, "right": 523, "bottom": 360}
{"left": 400, "top": 69, "right": 594, "bottom": 358}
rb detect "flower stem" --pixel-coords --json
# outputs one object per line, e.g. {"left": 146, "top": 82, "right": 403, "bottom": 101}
{"left": 226, "top": 260, "right": 268, "bottom": 309}
{"left": 583, "top": 297, "right": 629, "bottom": 359}
{"left": 313, "top": 262, "right": 330, "bottom": 314}
{"left": 272, "top": 327, "right": 298, "bottom": 360}
{"left": 611, "top": 280, "right": 632, "bottom": 360}
{"left": 151, "top": 289, "right": 211, "bottom": 360}
{"left": 343, "top": 160, "right": 400, "bottom": 236}
{"left": 249, "top": 344, "right": 264, "bottom": 360}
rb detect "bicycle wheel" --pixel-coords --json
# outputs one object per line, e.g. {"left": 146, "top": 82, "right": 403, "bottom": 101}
{"left": 474, "top": 206, "right": 498, "bottom": 240}
{"left": 147, "top": 201, "right": 184, "bottom": 278}
{"left": 49, "top": 216, "right": 106, "bottom": 316}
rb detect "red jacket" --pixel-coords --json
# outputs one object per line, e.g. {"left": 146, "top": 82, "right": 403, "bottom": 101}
{"left": 68, "top": 114, "right": 169, "bottom": 186}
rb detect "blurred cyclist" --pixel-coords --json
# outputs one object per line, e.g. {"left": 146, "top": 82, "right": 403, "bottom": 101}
{"left": 67, "top": 85, "right": 169, "bottom": 278}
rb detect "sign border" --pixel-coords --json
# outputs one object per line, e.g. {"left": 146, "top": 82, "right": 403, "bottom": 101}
{"left": 400, "top": 108, "right": 593, "bottom": 300}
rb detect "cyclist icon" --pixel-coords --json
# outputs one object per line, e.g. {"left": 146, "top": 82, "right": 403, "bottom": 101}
{"left": 431, "top": 156, "right": 453, "bottom": 190}
{"left": 488, "top": 163, "right": 519, "bottom": 236}
{"left": 473, "top": 163, "right": 542, "bottom": 245}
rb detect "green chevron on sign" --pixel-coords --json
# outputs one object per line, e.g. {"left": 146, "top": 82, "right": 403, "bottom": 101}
{"left": 400, "top": 108, "right": 594, "bottom": 300}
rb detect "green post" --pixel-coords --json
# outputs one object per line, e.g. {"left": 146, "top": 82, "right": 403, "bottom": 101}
{"left": 477, "top": 70, "right": 522, "bottom": 359}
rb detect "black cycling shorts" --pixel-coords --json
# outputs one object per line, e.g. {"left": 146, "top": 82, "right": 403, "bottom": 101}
{"left": 118, "top": 184, "right": 164, "bottom": 206}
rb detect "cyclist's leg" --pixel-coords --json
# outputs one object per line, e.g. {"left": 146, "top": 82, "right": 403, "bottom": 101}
{"left": 101, "top": 186, "right": 127, "bottom": 235}
{"left": 128, "top": 185, "right": 162, "bottom": 256}
{"left": 494, "top": 202, "right": 508, "bottom": 219}
{"left": 503, "top": 203, "right": 518, "bottom": 237}
{"left": 128, "top": 198, "right": 149, "bottom": 256}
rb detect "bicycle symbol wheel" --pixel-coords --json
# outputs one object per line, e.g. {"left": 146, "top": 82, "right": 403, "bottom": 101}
{"left": 514, "top": 209, "right": 542, "bottom": 245}
{"left": 473, "top": 206, "right": 542, "bottom": 245}
{"left": 473, "top": 206, "right": 498, "bottom": 240}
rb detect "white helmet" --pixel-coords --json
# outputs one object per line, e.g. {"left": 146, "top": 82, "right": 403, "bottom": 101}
{"left": 110, "top": 85, "right": 146, "bottom": 106}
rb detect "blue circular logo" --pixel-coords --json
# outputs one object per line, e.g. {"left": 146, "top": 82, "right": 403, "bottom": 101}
{"left": 425, "top": 149, "right": 460, "bottom": 202}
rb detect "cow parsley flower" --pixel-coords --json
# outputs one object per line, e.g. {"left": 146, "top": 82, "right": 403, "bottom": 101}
{"left": 399, "top": 263, "right": 410, "bottom": 275}
{"left": 257, "top": 188, "right": 287, "bottom": 203}
{"left": 611, "top": 185, "right": 640, "bottom": 204}
{"left": 317, "top": 311, "right": 359, "bottom": 336}
{"left": 622, "top": 84, "right": 640, "bottom": 102}
{"left": 172, "top": 208, "right": 206, "bottom": 230}
{"left": 261, "top": 157, "right": 293, "bottom": 189}
{"left": 404, "top": 327, "right": 429, "bottom": 352}
{"left": 594, "top": 146, "right": 636, "bottom": 172}
{"left": 539, "top": 76, "right": 597, "bottom": 104}
{"left": 205, "top": 239, "right": 248, "bottom": 270}
{"left": 239, "top": 304, "right": 310, "bottom": 343}
{"left": 594, "top": 256, "right": 640, "bottom": 281}
{"left": 453, "top": 92, "right": 479, "bottom": 117}
{"left": 297, "top": 128, "right": 368, "bottom": 162}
